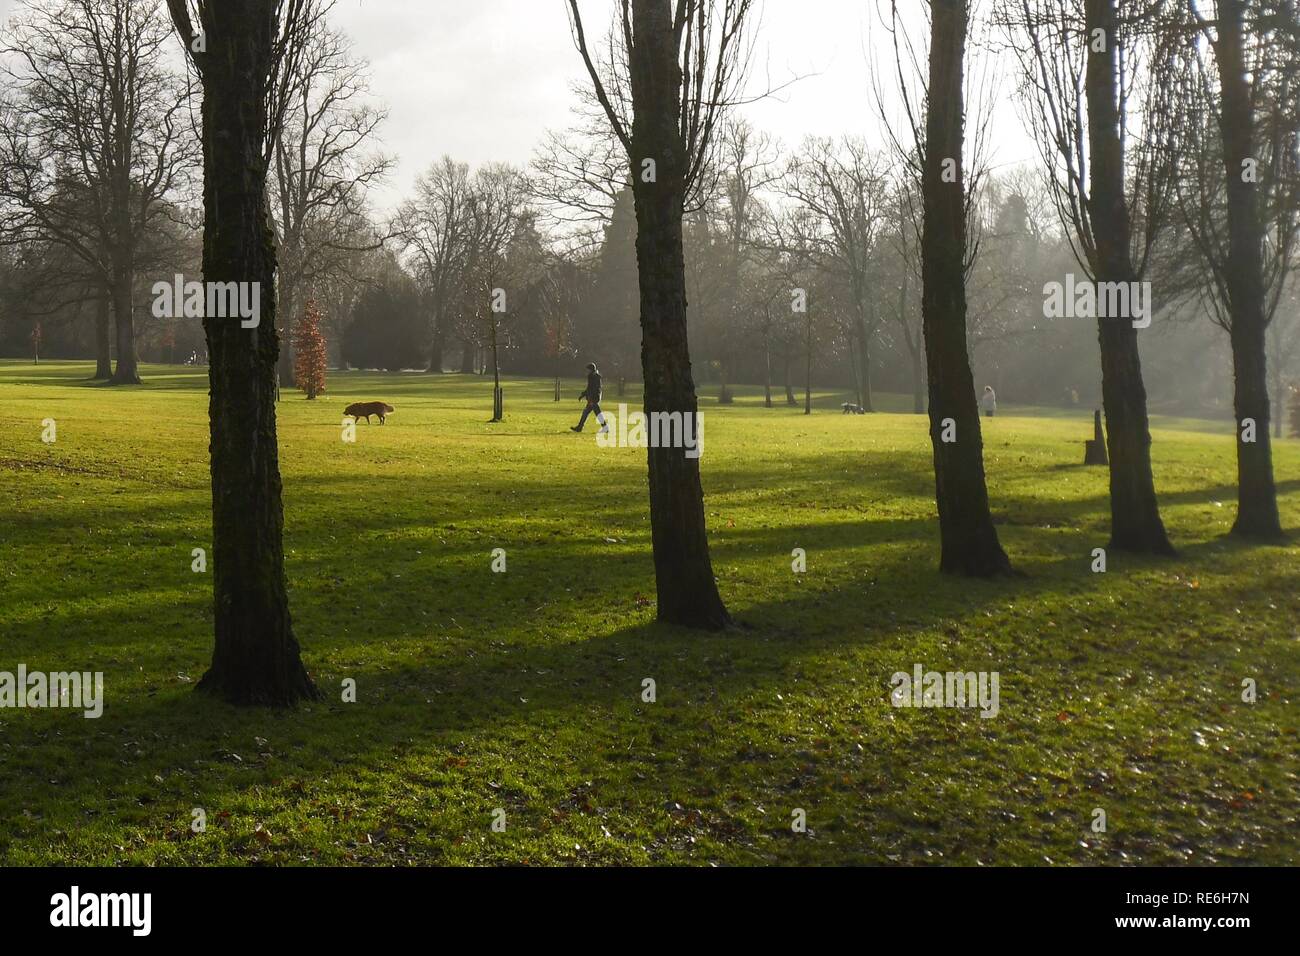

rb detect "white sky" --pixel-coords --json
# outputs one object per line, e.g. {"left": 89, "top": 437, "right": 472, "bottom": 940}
{"left": 0, "top": 0, "right": 1039, "bottom": 211}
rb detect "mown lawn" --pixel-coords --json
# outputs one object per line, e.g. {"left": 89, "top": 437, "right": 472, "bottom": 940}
{"left": 0, "top": 359, "right": 1296, "bottom": 865}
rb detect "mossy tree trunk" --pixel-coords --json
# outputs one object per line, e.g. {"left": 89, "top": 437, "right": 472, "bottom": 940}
{"left": 1084, "top": 0, "right": 1174, "bottom": 555}
{"left": 170, "top": 0, "right": 318, "bottom": 705}
{"left": 921, "top": 0, "right": 1012, "bottom": 576}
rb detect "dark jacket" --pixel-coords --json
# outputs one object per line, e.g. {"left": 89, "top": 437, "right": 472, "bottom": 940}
{"left": 580, "top": 370, "right": 602, "bottom": 405}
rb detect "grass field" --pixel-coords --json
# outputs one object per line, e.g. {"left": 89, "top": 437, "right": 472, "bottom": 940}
{"left": 1, "top": 359, "right": 1297, "bottom": 865}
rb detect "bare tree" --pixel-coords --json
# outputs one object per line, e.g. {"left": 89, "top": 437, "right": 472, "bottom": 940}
{"left": 0, "top": 0, "right": 197, "bottom": 384}
{"left": 1168, "top": 0, "right": 1297, "bottom": 539}
{"left": 921, "top": 0, "right": 1014, "bottom": 575}
{"left": 462, "top": 164, "right": 529, "bottom": 419}
{"left": 394, "top": 157, "right": 476, "bottom": 373}
{"left": 166, "top": 0, "right": 320, "bottom": 705}
{"left": 567, "top": 0, "right": 762, "bottom": 629}
{"left": 270, "top": 2, "right": 392, "bottom": 389}
{"left": 998, "top": 0, "right": 1176, "bottom": 554}
{"left": 538, "top": 253, "right": 585, "bottom": 398}
{"left": 882, "top": 177, "right": 926, "bottom": 412}
{"left": 783, "top": 136, "right": 892, "bottom": 411}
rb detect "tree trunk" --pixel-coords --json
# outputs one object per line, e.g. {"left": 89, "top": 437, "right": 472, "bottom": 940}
{"left": 764, "top": 340, "right": 773, "bottom": 407}
{"left": 804, "top": 315, "right": 813, "bottom": 415}
{"left": 277, "top": 282, "right": 295, "bottom": 389}
{"left": 855, "top": 312, "right": 875, "bottom": 411}
{"left": 108, "top": 261, "right": 140, "bottom": 384}
{"left": 94, "top": 294, "right": 112, "bottom": 379}
{"left": 459, "top": 340, "right": 475, "bottom": 373}
{"left": 490, "top": 316, "right": 502, "bottom": 421}
{"left": 628, "top": 0, "right": 730, "bottom": 629}
{"left": 921, "top": 0, "right": 1012, "bottom": 576}
{"left": 861, "top": 335, "right": 874, "bottom": 412}
{"left": 910, "top": 344, "right": 925, "bottom": 414}
{"left": 191, "top": 0, "right": 318, "bottom": 706}
{"left": 784, "top": 353, "right": 796, "bottom": 405}
{"left": 849, "top": 334, "right": 863, "bottom": 409}
{"left": 1216, "top": 0, "right": 1283, "bottom": 539}
{"left": 428, "top": 315, "right": 445, "bottom": 372}
{"left": 1085, "top": 0, "right": 1174, "bottom": 555}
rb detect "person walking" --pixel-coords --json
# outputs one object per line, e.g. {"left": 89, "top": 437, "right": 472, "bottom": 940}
{"left": 572, "top": 362, "right": 609, "bottom": 433}
{"left": 981, "top": 386, "right": 997, "bottom": 419}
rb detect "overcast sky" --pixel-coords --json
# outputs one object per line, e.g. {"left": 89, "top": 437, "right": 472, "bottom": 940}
{"left": 1, "top": 0, "right": 1038, "bottom": 211}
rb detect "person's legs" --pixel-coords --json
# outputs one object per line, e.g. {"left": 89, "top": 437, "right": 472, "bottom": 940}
{"left": 593, "top": 403, "right": 608, "bottom": 432}
{"left": 574, "top": 402, "right": 594, "bottom": 431}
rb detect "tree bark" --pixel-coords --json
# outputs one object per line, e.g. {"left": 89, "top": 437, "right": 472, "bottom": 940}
{"left": 191, "top": 0, "right": 318, "bottom": 705}
{"left": 784, "top": 353, "right": 796, "bottom": 405}
{"left": 1085, "top": 0, "right": 1174, "bottom": 554}
{"left": 628, "top": 0, "right": 730, "bottom": 629}
{"left": 1215, "top": 0, "right": 1283, "bottom": 539}
{"left": 921, "top": 0, "right": 1012, "bottom": 576}
{"left": 108, "top": 260, "right": 140, "bottom": 384}
{"left": 94, "top": 294, "right": 112, "bottom": 379}
{"left": 911, "top": 345, "right": 925, "bottom": 414}
{"left": 459, "top": 340, "right": 475, "bottom": 373}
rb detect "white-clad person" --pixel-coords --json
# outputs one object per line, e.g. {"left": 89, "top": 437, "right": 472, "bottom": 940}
{"left": 981, "top": 386, "right": 997, "bottom": 419}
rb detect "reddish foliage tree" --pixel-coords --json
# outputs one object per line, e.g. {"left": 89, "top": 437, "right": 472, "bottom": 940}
{"left": 292, "top": 299, "right": 328, "bottom": 399}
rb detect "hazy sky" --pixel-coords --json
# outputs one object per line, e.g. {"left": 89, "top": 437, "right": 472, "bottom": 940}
{"left": 328, "top": 0, "right": 1038, "bottom": 209}
{"left": 0, "top": 0, "right": 1038, "bottom": 211}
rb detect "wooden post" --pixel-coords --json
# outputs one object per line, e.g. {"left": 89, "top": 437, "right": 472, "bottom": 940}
{"left": 1084, "top": 408, "right": 1109, "bottom": 465}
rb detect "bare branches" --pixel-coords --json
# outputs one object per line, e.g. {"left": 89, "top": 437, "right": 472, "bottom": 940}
{"left": 270, "top": 8, "right": 392, "bottom": 305}
{"left": 0, "top": 0, "right": 198, "bottom": 286}
{"left": 567, "top": 0, "right": 763, "bottom": 206}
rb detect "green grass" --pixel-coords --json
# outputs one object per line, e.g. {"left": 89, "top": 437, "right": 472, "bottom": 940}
{"left": 0, "top": 359, "right": 1297, "bottom": 866}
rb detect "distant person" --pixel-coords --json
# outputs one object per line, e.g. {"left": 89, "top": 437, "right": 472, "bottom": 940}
{"left": 981, "top": 386, "right": 997, "bottom": 419}
{"left": 571, "top": 362, "right": 609, "bottom": 433}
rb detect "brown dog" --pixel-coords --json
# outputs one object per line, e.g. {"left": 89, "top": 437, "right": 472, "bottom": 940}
{"left": 344, "top": 401, "right": 394, "bottom": 424}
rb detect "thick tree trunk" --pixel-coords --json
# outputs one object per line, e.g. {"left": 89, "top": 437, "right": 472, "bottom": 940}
{"left": 921, "top": 0, "right": 1011, "bottom": 576}
{"left": 108, "top": 263, "right": 140, "bottom": 384}
{"left": 1085, "top": 0, "right": 1174, "bottom": 555}
{"left": 192, "top": 0, "right": 318, "bottom": 706}
{"left": 94, "top": 294, "right": 113, "bottom": 379}
{"left": 459, "top": 341, "right": 475, "bottom": 373}
{"left": 1216, "top": 0, "right": 1283, "bottom": 539}
{"left": 628, "top": 0, "right": 729, "bottom": 629}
